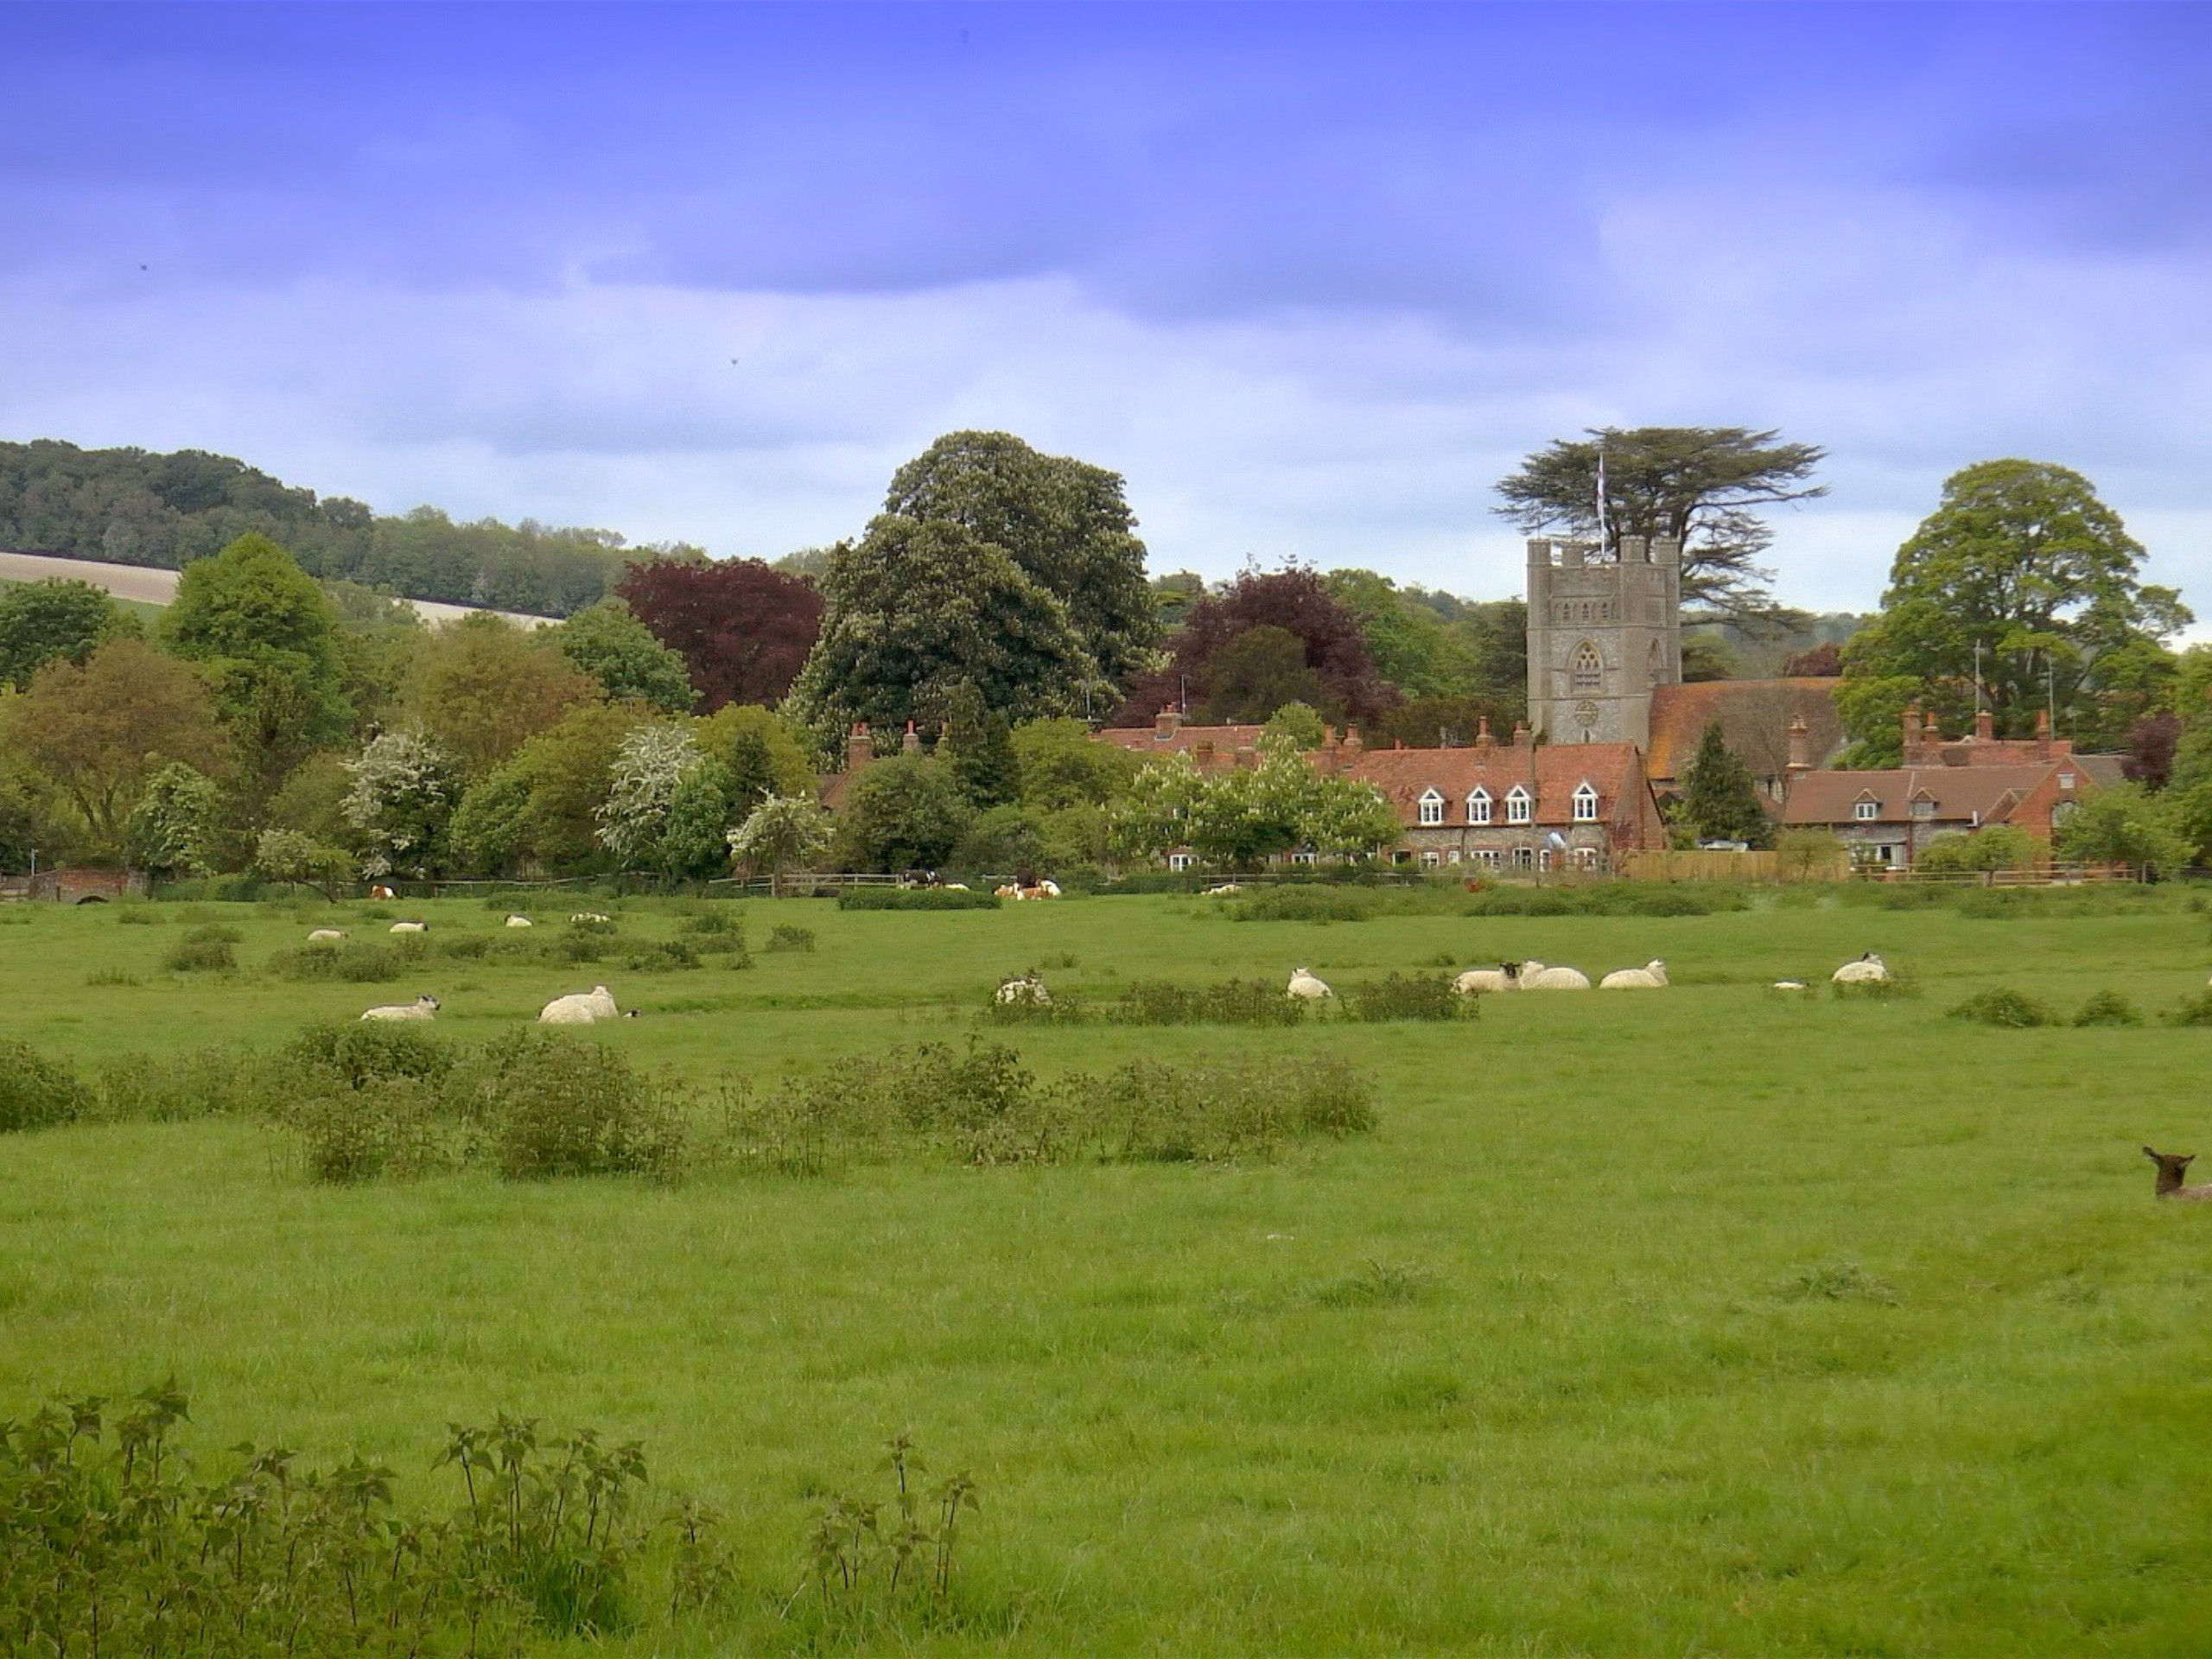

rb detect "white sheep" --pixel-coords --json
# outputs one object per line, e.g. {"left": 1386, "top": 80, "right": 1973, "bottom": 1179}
{"left": 361, "top": 994, "right": 439, "bottom": 1021}
{"left": 537, "top": 983, "right": 620, "bottom": 1024}
{"left": 569, "top": 912, "right": 611, "bottom": 925}
{"left": 1772, "top": 979, "right": 1808, "bottom": 992}
{"left": 389, "top": 921, "right": 427, "bottom": 934}
{"left": 1832, "top": 952, "right": 1889, "bottom": 985}
{"left": 504, "top": 913, "right": 532, "bottom": 928}
{"left": 1599, "top": 959, "right": 1669, "bottom": 990}
{"left": 1287, "top": 967, "right": 1333, "bottom": 1000}
{"left": 995, "top": 972, "right": 1051, "bottom": 1006}
{"left": 1452, "top": 963, "right": 1522, "bottom": 995}
{"left": 307, "top": 928, "right": 348, "bottom": 942}
{"left": 1517, "top": 960, "right": 1592, "bottom": 990}
{"left": 1204, "top": 882, "right": 1243, "bottom": 897}
{"left": 940, "top": 882, "right": 969, "bottom": 892}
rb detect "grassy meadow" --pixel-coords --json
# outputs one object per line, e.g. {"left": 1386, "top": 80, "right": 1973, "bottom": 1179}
{"left": 3, "top": 884, "right": 2211, "bottom": 1656}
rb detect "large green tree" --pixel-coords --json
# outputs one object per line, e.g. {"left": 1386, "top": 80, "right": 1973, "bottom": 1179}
{"left": 1677, "top": 721, "right": 1772, "bottom": 848}
{"left": 1493, "top": 427, "right": 1827, "bottom": 622}
{"left": 0, "top": 578, "right": 140, "bottom": 690}
{"left": 551, "top": 599, "right": 696, "bottom": 713}
{"left": 1840, "top": 461, "right": 2189, "bottom": 760}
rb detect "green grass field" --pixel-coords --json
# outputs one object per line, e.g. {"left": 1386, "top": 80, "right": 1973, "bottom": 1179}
{"left": 3, "top": 887, "right": 2210, "bottom": 1655}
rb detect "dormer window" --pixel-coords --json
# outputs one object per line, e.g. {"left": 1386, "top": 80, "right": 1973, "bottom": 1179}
{"left": 1417, "top": 788, "right": 1444, "bottom": 827}
{"left": 1505, "top": 785, "right": 1532, "bottom": 825}
{"left": 1572, "top": 782, "right": 1599, "bottom": 823}
{"left": 1466, "top": 788, "right": 1492, "bottom": 825}
{"left": 1910, "top": 794, "right": 1936, "bottom": 820}
{"left": 1853, "top": 795, "right": 1879, "bottom": 822}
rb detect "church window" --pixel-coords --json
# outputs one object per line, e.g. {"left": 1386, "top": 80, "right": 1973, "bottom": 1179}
{"left": 1466, "top": 788, "right": 1492, "bottom": 825}
{"left": 1647, "top": 639, "right": 1665, "bottom": 687}
{"left": 1573, "top": 641, "right": 1602, "bottom": 690}
{"left": 1417, "top": 788, "right": 1444, "bottom": 826}
{"left": 1572, "top": 783, "right": 1599, "bottom": 823}
{"left": 1505, "top": 785, "right": 1532, "bottom": 825}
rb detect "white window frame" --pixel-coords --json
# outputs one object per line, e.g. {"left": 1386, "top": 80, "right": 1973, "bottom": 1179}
{"left": 1511, "top": 846, "right": 1535, "bottom": 869}
{"left": 1417, "top": 788, "right": 1444, "bottom": 827}
{"left": 1853, "top": 798, "right": 1879, "bottom": 823}
{"left": 1571, "top": 846, "right": 1600, "bottom": 871}
{"left": 1420, "top": 849, "right": 1440, "bottom": 868}
{"left": 1466, "top": 788, "right": 1492, "bottom": 825}
{"left": 1505, "top": 785, "right": 1533, "bottom": 825}
{"left": 1474, "top": 849, "right": 1501, "bottom": 869}
{"left": 1572, "top": 782, "right": 1599, "bottom": 823}
{"left": 1167, "top": 852, "right": 1193, "bottom": 871}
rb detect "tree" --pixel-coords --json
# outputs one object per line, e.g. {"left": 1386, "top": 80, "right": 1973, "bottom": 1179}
{"left": 1840, "top": 461, "right": 2189, "bottom": 755}
{"left": 950, "top": 804, "right": 1051, "bottom": 878}
{"left": 1201, "top": 626, "right": 1330, "bottom": 723}
{"left": 883, "top": 429, "right": 1158, "bottom": 688}
{"left": 1493, "top": 426, "right": 1827, "bottom": 622}
{"left": 938, "top": 683, "right": 1020, "bottom": 810}
{"left": 658, "top": 759, "right": 741, "bottom": 880}
{"left": 342, "top": 728, "right": 461, "bottom": 878}
{"left": 397, "top": 614, "right": 599, "bottom": 779}
{"left": 0, "top": 578, "right": 139, "bottom": 690}
{"left": 448, "top": 702, "right": 654, "bottom": 876}
{"left": 551, "top": 599, "right": 696, "bottom": 713}
{"left": 1260, "top": 701, "right": 1328, "bottom": 750}
{"left": 2124, "top": 711, "right": 2182, "bottom": 790}
{"left": 695, "top": 703, "right": 820, "bottom": 810}
{"left": 1782, "top": 641, "right": 1843, "bottom": 677}
{"left": 254, "top": 827, "right": 352, "bottom": 899}
{"left": 786, "top": 517, "right": 1107, "bottom": 740}
{"left": 1912, "top": 823, "right": 2037, "bottom": 875}
{"left": 1325, "top": 569, "right": 1478, "bottom": 699}
{"left": 1009, "top": 718, "right": 1140, "bottom": 810}
{"left": 615, "top": 556, "right": 824, "bottom": 712}
{"left": 124, "top": 763, "right": 228, "bottom": 878}
{"left": 2055, "top": 783, "right": 2192, "bottom": 876}
{"left": 1122, "top": 565, "right": 1390, "bottom": 726}
{"left": 595, "top": 723, "right": 705, "bottom": 869}
{"left": 830, "top": 756, "right": 973, "bottom": 873}
{"left": 0, "top": 639, "right": 227, "bottom": 849}
{"left": 1678, "top": 721, "right": 1772, "bottom": 847}
{"left": 1109, "top": 755, "right": 1207, "bottom": 865}
{"left": 728, "top": 794, "right": 831, "bottom": 896}
{"left": 1109, "top": 741, "right": 1397, "bottom": 869}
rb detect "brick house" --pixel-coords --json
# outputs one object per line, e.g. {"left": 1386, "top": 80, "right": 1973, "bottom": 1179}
{"left": 1780, "top": 705, "right": 2120, "bottom": 868}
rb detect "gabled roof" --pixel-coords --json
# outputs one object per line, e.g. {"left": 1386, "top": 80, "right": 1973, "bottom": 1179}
{"left": 1340, "top": 741, "right": 1646, "bottom": 828}
{"left": 1646, "top": 678, "right": 1845, "bottom": 785}
{"left": 1782, "top": 762, "right": 2065, "bottom": 828}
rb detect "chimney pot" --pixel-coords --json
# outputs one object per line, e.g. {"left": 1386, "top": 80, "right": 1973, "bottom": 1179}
{"left": 1155, "top": 706, "right": 1181, "bottom": 741}
{"left": 1974, "top": 709, "right": 1994, "bottom": 743}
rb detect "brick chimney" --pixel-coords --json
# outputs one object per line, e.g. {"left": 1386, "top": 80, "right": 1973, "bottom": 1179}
{"left": 1785, "top": 715, "right": 1813, "bottom": 780}
{"left": 1974, "top": 709, "right": 1994, "bottom": 743}
{"left": 1473, "top": 716, "right": 1496, "bottom": 756}
{"left": 1510, "top": 721, "right": 1532, "bottom": 753}
{"left": 901, "top": 720, "right": 921, "bottom": 755}
{"left": 845, "top": 721, "right": 874, "bottom": 773}
{"left": 2034, "top": 707, "right": 2051, "bottom": 760}
{"left": 1155, "top": 706, "right": 1182, "bottom": 741}
{"left": 1233, "top": 744, "right": 1256, "bottom": 770}
{"left": 1901, "top": 704, "right": 1923, "bottom": 765}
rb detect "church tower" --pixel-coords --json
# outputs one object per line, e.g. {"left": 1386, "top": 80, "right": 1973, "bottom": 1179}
{"left": 1525, "top": 533, "right": 1682, "bottom": 747}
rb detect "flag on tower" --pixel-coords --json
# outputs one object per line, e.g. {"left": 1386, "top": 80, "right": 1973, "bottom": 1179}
{"left": 1594, "top": 439, "right": 1611, "bottom": 555}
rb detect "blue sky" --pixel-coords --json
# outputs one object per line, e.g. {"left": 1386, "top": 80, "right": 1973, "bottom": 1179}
{"left": 3, "top": 2, "right": 2209, "bottom": 620}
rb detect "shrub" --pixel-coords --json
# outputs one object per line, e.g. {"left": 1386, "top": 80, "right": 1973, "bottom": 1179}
{"left": 838, "top": 887, "right": 1001, "bottom": 911}
{"left": 2074, "top": 990, "right": 2143, "bottom": 1027}
{"left": 624, "top": 938, "right": 702, "bottom": 972}
{"left": 464, "top": 1030, "right": 687, "bottom": 1181}
{"left": 1229, "top": 887, "right": 1380, "bottom": 923}
{"left": 0, "top": 1039, "right": 90, "bottom": 1134}
{"left": 1345, "top": 973, "right": 1467, "bottom": 1022}
{"left": 94, "top": 1047, "right": 276, "bottom": 1122}
{"left": 2166, "top": 990, "right": 2212, "bottom": 1027}
{"left": 115, "top": 906, "right": 164, "bottom": 925}
{"left": 288, "top": 1018, "right": 456, "bottom": 1088}
{"left": 268, "top": 940, "right": 414, "bottom": 982}
{"left": 766, "top": 924, "right": 817, "bottom": 952}
{"left": 290, "top": 1077, "right": 453, "bottom": 1183}
{"left": 1777, "top": 1262, "right": 1900, "bottom": 1305}
{"left": 1312, "top": 1258, "right": 1440, "bottom": 1308}
{"left": 1948, "top": 987, "right": 2060, "bottom": 1027}
{"left": 162, "top": 937, "right": 236, "bottom": 973}
{"left": 1113, "top": 977, "right": 1309, "bottom": 1027}
{"left": 436, "top": 933, "right": 492, "bottom": 959}
{"left": 680, "top": 906, "right": 742, "bottom": 936}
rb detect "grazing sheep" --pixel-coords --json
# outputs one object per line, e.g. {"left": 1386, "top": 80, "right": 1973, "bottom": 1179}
{"left": 995, "top": 972, "right": 1051, "bottom": 1006}
{"left": 1772, "top": 979, "right": 1808, "bottom": 992}
{"left": 361, "top": 994, "right": 439, "bottom": 1021}
{"left": 1452, "top": 963, "right": 1522, "bottom": 995}
{"left": 537, "top": 983, "right": 620, "bottom": 1024}
{"left": 2144, "top": 1147, "right": 2212, "bottom": 1201}
{"left": 1204, "top": 882, "right": 1243, "bottom": 897}
{"left": 389, "top": 921, "right": 428, "bottom": 934}
{"left": 1287, "top": 966, "right": 1333, "bottom": 1000}
{"left": 1599, "top": 959, "right": 1669, "bottom": 990}
{"left": 368, "top": 884, "right": 397, "bottom": 899}
{"left": 940, "top": 882, "right": 969, "bottom": 891}
{"left": 307, "top": 928, "right": 348, "bottom": 942}
{"left": 569, "top": 912, "right": 611, "bottom": 925}
{"left": 1832, "top": 951, "right": 1889, "bottom": 985}
{"left": 504, "top": 913, "right": 532, "bottom": 928}
{"left": 1517, "top": 960, "right": 1592, "bottom": 991}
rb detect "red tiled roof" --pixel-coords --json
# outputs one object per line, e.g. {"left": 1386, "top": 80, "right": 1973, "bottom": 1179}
{"left": 1337, "top": 741, "right": 1648, "bottom": 827}
{"left": 1095, "top": 721, "right": 1268, "bottom": 759}
{"left": 1646, "top": 678, "right": 1844, "bottom": 785}
{"left": 1782, "top": 762, "right": 2063, "bottom": 828}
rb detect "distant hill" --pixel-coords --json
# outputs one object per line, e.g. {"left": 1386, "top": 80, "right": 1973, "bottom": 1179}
{"left": 0, "top": 440, "right": 698, "bottom": 616}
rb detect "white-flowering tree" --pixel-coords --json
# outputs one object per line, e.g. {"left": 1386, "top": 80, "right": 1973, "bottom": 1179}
{"left": 1109, "top": 739, "right": 1397, "bottom": 869}
{"left": 123, "top": 762, "right": 226, "bottom": 879}
{"left": 342, "top": 728, "right": 461, "bottom": 877}
{"left": 595, "top": 722, "right": 704, "bottom": 869}
{"left": 254, "top": 827, "right": 353, "bottom": 900}
{"left": 728, "top": 793, "right": 833, "bottom": 896}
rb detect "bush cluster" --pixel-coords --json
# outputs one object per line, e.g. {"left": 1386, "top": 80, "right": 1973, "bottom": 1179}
{"left": 162, "top": 923, "right": 239, "bottom": 973}
{"left": 0, "top": 1039, "right": 92, "bottom": 1135}
{"left": 766, "top": 924, "right": 817, "bottom": 952}
{"left": 269, "top": 938, "right": 423, "bottom": 982}
{"left": 1948, "top": 987, "right": 2061, "bottom": 1027}
{"left": 985, "top": 974, "right": 1468, "bottom": 1027}
{"left": 838, "top": 887, "right": 1002, "bottom": 911}
{"left": 2073, "top": 989, "right": 2144, "bottom": 1027}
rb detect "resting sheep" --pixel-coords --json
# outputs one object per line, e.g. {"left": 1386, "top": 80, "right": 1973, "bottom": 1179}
{"left": 995, "top": 972, "right": 1051, "bottom": 1006}
{"left": 1287, "top": 967, "right": 1333, "bottom": 1001}
{"left": 307, "top": 928, "right": 348, "bottom": 942}
{"left": 1832, "top": 952, "right": 1889, "bottom": 985}
{"left": 1599, "top": 959, "right": 1669, "bottom": 990}
{"left": 1204, "top": 883, "right": 1243, "bottom": 897}
{"left": 569, "top": 912, "right": 611, "bottom": 925}
{"left": 2145, "top": 1147, "right": 2212, "bottom": 1202}
{"left": 537, "top": 984, "right": 620, "bottom": 1024}
{"left": 1772, "top": 979, "right": 1808, "bottom": 992}
{"left": 1452, "top": 963, "right": 1522, "bottom": 995}
{"left": 361, "top": 994, "right": 439, "bottom": 1021}
{"left": 389, "top": 920, "right": 428, "bottom": 934}
{"left": 1517, "top": 960, "right": 1591, "bottom": 991}
{"left": 505, "top": 913, "right": 532, "bottom": 928}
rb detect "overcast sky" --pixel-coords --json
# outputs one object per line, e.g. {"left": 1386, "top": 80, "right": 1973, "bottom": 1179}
{"left": 3, "top": 2, "right": 2209, "bottom": 620}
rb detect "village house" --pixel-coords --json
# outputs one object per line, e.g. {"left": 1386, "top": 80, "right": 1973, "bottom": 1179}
{"left": 1779, "top": 704, "right": 2120, "bottom": 868}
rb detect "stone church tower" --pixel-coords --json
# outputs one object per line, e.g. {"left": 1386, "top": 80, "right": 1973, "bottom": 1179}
{"left": 1525, "top": 533, "right": 1682, "bottom": 747}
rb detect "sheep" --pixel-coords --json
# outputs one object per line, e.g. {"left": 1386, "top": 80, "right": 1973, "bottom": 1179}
{"left": 995, "top": 972, "right": 1051, "bottom": 1006}
{"left": 940, "top": 882, "right": 969, "bottom": 892}
{"left": 361, "top": 994, "right": 439, "bottom": 1021}
{"left": 307, "top": 928, "right": 348, "bottom": 942}
{"left": 1204, "top": 882, "right": 1243, "bottom": 897}
{"left": 1832, "top": 951, "right": 1889, "bottom": 985}
{"left": 569, "top": 912, "right": 611, "bottom": 925}
{"left": 504, "top": 913, "right": 532, "bottom": 929}
{"left": 1517, "top": 960, "right": 1592, "bottom": 990}
{"left": 2144, "top": 1147, "right": 2212, "bottom": 1201}
{"left": 1771, "top": 979, "right": 1808, "bottom": 992}
{"left": 389, "top": 921, "right": 428, "bottom": 934}
{"left": 537, "top": 983, "right": 620, "bottom": 1024}
{"left": 1599, "top": 959, "right": 1669, "bottom": 990}
{"left": 1287, "top": 966, "right": 1333, "bottom": 1000}
{"left": 1452, "top": 963, "right": 1522, "bottom": 995}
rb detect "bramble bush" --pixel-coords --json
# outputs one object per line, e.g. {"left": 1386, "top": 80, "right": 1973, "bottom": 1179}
{"left": 0, "top": 1039, "right": 91, "bottom": 1135}
{"left": 839, "top": 887, "right": 1001, "bottom": 912}
{"left": 1948, "top": 987, "right": 2061, "bottom": 1027}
